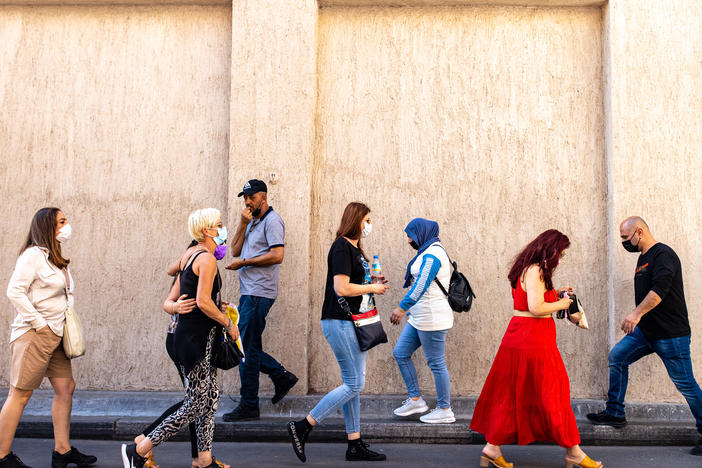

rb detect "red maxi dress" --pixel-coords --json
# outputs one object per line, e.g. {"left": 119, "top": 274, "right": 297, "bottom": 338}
{"left": 469, "top": 281, "right": 580, "bottom": 448}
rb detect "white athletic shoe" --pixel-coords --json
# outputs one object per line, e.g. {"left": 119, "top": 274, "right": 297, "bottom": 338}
{"left": 393, "top": 397, "right": 429, "bottom": 417}
{"left": 419, "top": 407, "right": 456, "bottom": 424}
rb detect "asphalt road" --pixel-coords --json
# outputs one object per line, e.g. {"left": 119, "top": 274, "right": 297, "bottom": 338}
{"left": 8, "top": 439, "right": 702, "bottom": 468}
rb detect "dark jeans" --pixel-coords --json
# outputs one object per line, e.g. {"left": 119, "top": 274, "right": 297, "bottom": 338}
{"left": 141, "top": 333, "right": 198, "bottom": 459}
{"left": 238, "top": 295, "right": 285, "bottom": 407}
{"left": 606, "top": 327, "right": 702, "bottom": 433}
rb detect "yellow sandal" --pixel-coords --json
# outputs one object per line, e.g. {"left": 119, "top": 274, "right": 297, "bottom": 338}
{"left": 480, "top": 453, "right": 514, "bottom": 468}
{"left": 144, "top": 453, "right": 158, "bottom": 468}
{"left": 565, "top": 455, "right": 603, "bottom": 468}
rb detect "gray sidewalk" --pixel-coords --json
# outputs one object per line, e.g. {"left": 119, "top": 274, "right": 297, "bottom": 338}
{"left": 2, "top": 390, "right": 698, "bottom": 445}
{"left": 10, "top": 439, "right": 702, "bottom": 468}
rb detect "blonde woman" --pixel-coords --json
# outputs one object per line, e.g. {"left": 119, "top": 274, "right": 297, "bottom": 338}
{"left": 1, "top": 207, "right": 96, "bottom": 468}
{"left": 122, "top": 209, "right": 238, "bottom": 468}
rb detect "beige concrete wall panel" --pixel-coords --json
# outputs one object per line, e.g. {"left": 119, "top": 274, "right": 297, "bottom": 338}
{"left": 0, "top": 0, "right": 230, "bottom": 5}
{"left": 311, "top": 6, "right": 606, "bottom": 397}
{"left": 0, "top": 5, "right": 231, "bottom": 390}
{"left": 321, "top": 1, "right": 604, "bottom": 7}
{"left": 226, "top": 0, "right": 318, "bottom": 396}
{"left": 606, "top": 0, "right": 702, "bottom": 403}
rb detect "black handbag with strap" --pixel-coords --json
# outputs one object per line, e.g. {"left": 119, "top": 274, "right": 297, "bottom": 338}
{"left": 337, "top": 294, "right": 388, "bottom": 352}
{"left": 211, "top": 326, "right": 244, "bottom": 370}
{"left": 433, "top": 245, "right": 477, "bottom": 313}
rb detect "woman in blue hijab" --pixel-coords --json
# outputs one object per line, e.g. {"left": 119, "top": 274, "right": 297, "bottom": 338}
{"left": 390, "top": 218, "right": 455, "bottom": 424}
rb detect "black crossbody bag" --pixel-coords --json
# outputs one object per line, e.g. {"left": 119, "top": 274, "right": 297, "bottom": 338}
{"left": 210, "top": 271, "right": 244, "bottom": 370}
{"left": 337, "top": 293, "right": 388, "bottom": 352}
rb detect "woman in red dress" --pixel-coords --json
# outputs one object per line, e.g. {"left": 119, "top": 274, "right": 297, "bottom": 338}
{"left": 470, "top": 230, "right": 603, "bottom": 468}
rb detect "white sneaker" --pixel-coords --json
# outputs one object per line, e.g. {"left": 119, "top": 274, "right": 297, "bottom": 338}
{"left": 419, "top": 407, "right": 456, "bottom": 424}
{"left": 393, "top": 397, "right": 429, "bottom": 417}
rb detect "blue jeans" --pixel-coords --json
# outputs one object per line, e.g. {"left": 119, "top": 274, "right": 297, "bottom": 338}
{"left": 309, "top": 319, "right": 367, "bottom": 434}
{"left": 606, "top": 327, "right": 702, "bottom": 433}
{"left": 238, "top": 295, "right": 285, "bottom": 408}
{"left": 393, "top": 323, "right": 451, "bottom": 409}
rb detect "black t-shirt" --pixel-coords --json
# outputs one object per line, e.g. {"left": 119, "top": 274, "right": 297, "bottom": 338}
{"left": 635, "top": 243, "right": 690, "bottom": 340}
{"left": 321, "top": 237, "right": 370, "bottom": 321}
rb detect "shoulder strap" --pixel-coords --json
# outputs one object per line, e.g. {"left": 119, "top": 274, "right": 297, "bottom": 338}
{"left": 181, "top": 249, "right": 207, "bottom": 273}
{"left": 430, "top": 244, "right": 453, "bottom": 296}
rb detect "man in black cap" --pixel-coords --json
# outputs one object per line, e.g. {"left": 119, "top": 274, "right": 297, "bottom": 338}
{"left": 222, "top": 179, "right": 298, "bottom": 421}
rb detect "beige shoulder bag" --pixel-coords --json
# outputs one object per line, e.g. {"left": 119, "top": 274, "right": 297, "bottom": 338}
{"left": 62, "top": 269, "right": 85, "bottom": 358}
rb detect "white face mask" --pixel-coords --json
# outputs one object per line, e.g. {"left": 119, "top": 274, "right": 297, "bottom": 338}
{"left": 56, "top": 224, "right": 72, "bottom": 243}
{"left": 361, "top": 221, "right": 372, "bottom": 239}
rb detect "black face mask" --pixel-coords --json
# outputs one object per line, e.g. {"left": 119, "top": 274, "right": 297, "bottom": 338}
{"left": 251, "top": 200, "right": 263, "bottom": 218}
{"left": 622, "top": 232, "right": 640, "bottom": 253}
{"left": 409, "top": 241, "right": 419, "bottom": 250}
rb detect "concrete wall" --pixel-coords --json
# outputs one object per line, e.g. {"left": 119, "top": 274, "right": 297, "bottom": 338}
{"left": 0, "top": 5, "right": 232, "bottom": 390}
{"left": 311, "top": 6, "right": 607, "bottom": 397}
{"left": 0, "top": 1, "right": 700, "bottom": 404}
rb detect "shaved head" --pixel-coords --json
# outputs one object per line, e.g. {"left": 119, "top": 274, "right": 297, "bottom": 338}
{"left": 620, "top": 216, "right": 649, "bottom": 233}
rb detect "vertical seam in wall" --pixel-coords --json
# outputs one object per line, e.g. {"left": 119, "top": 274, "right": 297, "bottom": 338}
{"left": 224, "top": 3, "right": 232, "bottom": 220}
{"left": 602, "top": 1, "right": 615, "bottom": 351}
{"left": 306, "top": 2, "right": 322, "bottom": 395}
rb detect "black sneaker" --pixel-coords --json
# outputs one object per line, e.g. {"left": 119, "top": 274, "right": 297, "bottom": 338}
{"left": 272, "top": 371, "right": 299, "bottom": 404}
{"left": 287, "top": 420, "right": 312, "bottom": 462}
{"left": 346, "top": 439, "right": 387, "bottom": 461}
{"left": 691, "top": 437, "right": 702, "bottom": 456}
{"left": 222, "top": 403, "right": 260, "bottom": 421}
{"left": 52, "top": 446, "right": 97, "bottom": 468}
{"left": 120, "top": 443, "right": 145, "bottom": 468}
{"left": 0, "top": 452, "right": 32, "bottom": 468}
{"left": 586, "top": 410, "right": 628, "bottom": 428}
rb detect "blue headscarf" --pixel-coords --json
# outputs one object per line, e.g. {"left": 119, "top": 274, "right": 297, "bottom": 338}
{"left": 403, "top": 218, "right": 441, "bottom": 288}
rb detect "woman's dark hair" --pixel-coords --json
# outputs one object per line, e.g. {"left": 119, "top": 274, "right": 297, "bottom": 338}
{"left": 335, "top": 202, "right": 370, "bottom": 260}
{"left": 507, "top": 229, "right": 570, "bottom": 291}
{"left": 20, "top": 207, "right": 69, "bottom": 269}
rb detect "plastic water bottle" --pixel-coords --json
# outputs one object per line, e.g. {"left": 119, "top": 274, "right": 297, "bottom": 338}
{"left": 371, "top": 255, "right": 382, "bottom": 283}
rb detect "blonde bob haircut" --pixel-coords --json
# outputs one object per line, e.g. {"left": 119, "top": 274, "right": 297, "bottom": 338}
{"left": 188, "top": 208, "right": 221, "bottom": 242}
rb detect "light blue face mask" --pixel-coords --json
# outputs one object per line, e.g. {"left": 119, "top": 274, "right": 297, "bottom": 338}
{"left": 213, "top": 226, "right": 227, "bottom": 246}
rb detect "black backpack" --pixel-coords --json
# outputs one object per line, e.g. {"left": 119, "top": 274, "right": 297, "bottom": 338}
{"left": 433, "top": 246, "right": 476, "bottom": 312}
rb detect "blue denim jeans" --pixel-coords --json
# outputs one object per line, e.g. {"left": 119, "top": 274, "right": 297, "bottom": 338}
{"left": 309, "top": 319, "right": 367, "bottom": 434}
{"left": 606, "top": 327, "right": 702, "bottom": 433}
{"left": 238, "top": 295, "right": 285, "bottom": 408}
{"left": 393, "top": 323, "right": 451, "bottom": 409}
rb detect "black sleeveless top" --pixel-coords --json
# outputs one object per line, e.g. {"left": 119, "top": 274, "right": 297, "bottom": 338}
{"left": 174, "top": 250, "right": 221, "bottom": 374}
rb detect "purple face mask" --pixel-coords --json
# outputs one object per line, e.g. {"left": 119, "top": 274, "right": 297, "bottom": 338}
{"left": 214, "top": 244, "right": 227, "bottom": 260}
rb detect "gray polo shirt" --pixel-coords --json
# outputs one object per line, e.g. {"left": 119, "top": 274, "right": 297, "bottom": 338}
{"left": 239, "top": 207, "right": 285, "bottom": 299}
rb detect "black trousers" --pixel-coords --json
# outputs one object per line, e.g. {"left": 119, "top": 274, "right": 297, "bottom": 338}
{"left": 140, "top": 333, "right": 198, "bottom": 459}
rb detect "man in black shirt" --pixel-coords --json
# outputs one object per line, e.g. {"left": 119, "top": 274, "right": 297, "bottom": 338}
{"left": 587, "top": 217, "right": 702, "bottom": 456}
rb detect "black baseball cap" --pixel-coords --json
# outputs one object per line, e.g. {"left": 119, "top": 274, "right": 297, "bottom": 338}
{"left": 238, "top": 179, "right": 268, "bottom": 197}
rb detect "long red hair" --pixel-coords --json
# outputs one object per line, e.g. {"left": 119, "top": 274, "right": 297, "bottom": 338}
{"left": 508, "top": 229, "right": 570, "bottom": 291}
{"left": 335, "top": 202, "right": 370, "bottom": 260}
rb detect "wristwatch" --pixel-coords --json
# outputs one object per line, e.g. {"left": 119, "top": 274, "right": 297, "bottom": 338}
{"left": 224, "top": 318, "right": 234, "bottom": 332}
{"left": 242, "top": 258, "right": 246, "bottom": 266}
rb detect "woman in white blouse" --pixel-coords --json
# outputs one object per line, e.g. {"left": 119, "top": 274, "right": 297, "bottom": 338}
{"left": 0, "top": 208, "right": 96, "bottom": 468}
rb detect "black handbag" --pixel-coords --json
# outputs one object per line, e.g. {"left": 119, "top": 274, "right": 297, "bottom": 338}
{"left": 337, "top": 295, "right": 388, "bottom": 352}
{"left": 211, "top": 327, "right": 244, "bottom": 370}
{"left": 433, "top": 246, "right": 476, "bottom": 312}
{"left": 210, "top": 271, "right": 243, "bottom": 370}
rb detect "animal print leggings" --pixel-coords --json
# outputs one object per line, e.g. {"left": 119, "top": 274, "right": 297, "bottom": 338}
{"left": 147, "top": 328, "right": 219, "bottom": 453}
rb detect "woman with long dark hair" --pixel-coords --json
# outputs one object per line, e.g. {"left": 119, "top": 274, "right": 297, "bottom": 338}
{"left": 470, "top": 230, "right": 603, "bottom": 468}
{"left": 286, "top": 202, "right": 389, "bottom": 463}
{"left": 1, "top": 207, "right": 97, "bottom": 468}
